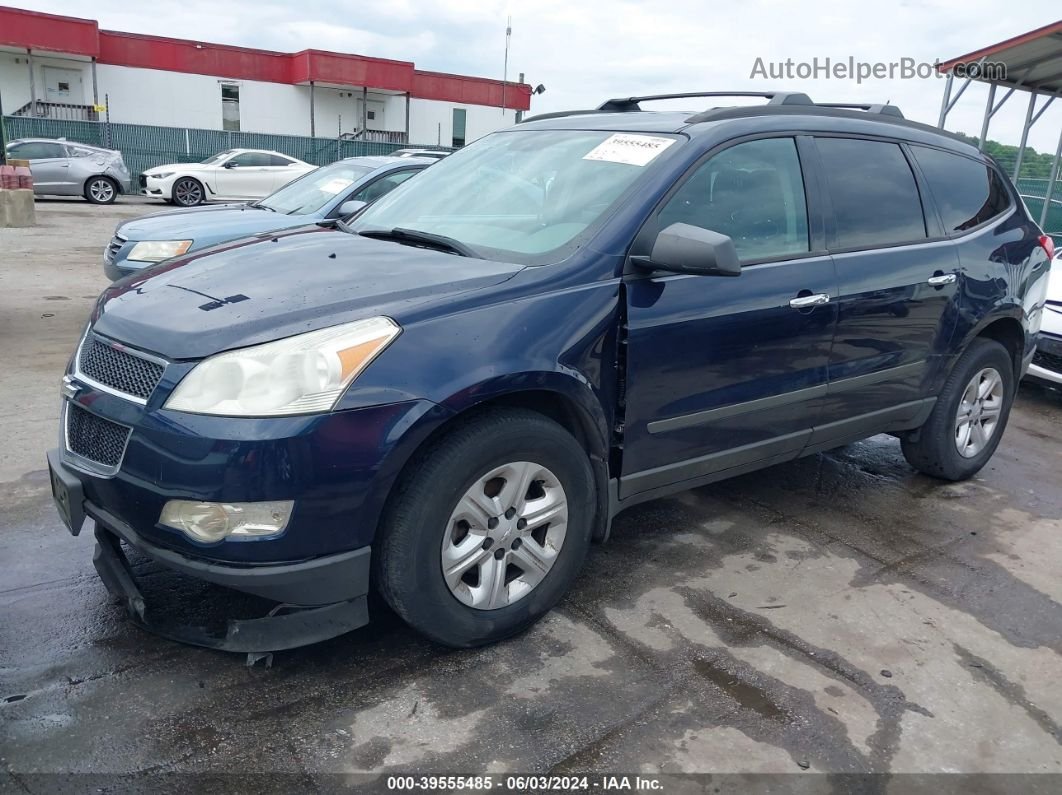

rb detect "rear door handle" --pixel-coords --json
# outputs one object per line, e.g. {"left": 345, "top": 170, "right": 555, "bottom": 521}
{"left": 927, "top": 273, "right": 957, "bottom": 286}
{"left": 789, "top": 293, "right": 830, "bottom": 309}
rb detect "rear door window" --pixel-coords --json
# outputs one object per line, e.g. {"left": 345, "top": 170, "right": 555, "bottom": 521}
{"left": 816, "top": 137, "right": 927, "bottom": 250}
{"left": 9, "top": 141, "right": 66, "bottom": 160}
{"left": 657, "top": 137, "right": 810, "bottom": 261}
{"left": 910, "top": 146, "right": 1011, "bottom": 232}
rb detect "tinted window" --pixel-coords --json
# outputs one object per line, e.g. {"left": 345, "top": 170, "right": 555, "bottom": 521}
{"left": 817, "top": 138, "right": 926, "bottom": 249}
{"left": 351, "top": 169, "right": 419, "bottom": 203}
{"left": 911, "top": 146, "right": 1011, "bottom": 232}
{"left": 228, "top": 152, "right": 272, "bottom": 167}
{"left": 9, "top": 141, "right": 66, "bottom": 160}
{"left": 658, "top": 137, "right": 809, "bottom": 261}
{"left": 268, "top": 154, "right": 295, "bottom": 167}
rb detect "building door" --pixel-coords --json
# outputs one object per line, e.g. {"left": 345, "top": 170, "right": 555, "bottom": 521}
{"left": 452, "top": 108, "right": 467, "bottom": 147}
{"left": 43, "top": 67, "right": 83, "bottom": 104}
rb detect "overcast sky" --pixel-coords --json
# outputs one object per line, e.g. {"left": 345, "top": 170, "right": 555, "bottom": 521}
{"left": 17, "top": 0, "right": 1062, "bottom": 153}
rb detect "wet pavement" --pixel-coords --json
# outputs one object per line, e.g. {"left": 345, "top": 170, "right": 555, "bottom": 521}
{"left": 2, "top": 202, "right": 1061, "bottom": 789}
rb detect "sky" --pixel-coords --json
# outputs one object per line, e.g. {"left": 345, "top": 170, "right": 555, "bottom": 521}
{"left": 15, "top": 0, "right": 1062, "bottom": 153}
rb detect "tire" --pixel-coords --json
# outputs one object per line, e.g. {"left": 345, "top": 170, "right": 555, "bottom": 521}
{"left": 84, "top": 176, "right": 118, "bottom": 205}
{"left": 375, "top": 409, "right": 595, "bottom": 648}
{"left": 172, "top": 177, "right": 205, "bottom": 207}
{"left": 901, "top": 338, "right": 1015, "bottom": 481}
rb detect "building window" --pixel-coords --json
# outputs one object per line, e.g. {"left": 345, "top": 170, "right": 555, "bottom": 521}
{"left": 452, "top": 108, "right": 467, "bottom": 148}
{"left": 367, "top": 110, "right": 376, "bottom": 120}
{"left": 221, "top": 83, "right": 241, "bottom": 132}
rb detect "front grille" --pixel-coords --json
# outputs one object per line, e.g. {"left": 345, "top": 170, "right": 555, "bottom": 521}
{"left": 138, "top": 174, "right": 147, "bottom": 189}
{"left": 66, "top": 404, "right": 131, "bottom": 470}
{"left": 1032, "top": 348, "right": 1062, "bottom": 375}
{"left": 78, "top": 335, "right": 165, "bottom": 400}
{"left": 105, "top": 234, "right": 125, "bottom": 263}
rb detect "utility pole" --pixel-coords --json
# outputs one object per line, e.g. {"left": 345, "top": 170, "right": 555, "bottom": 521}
{"left": 0, "top": 82, "right": 7, "bottom": 165}
{"left": 501, "top": 15, "right": 511, "bottom": 116}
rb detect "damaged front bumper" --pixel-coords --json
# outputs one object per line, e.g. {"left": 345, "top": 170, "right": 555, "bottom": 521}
{"left": 47, "top": 448, "right": 372, "bottom": 655}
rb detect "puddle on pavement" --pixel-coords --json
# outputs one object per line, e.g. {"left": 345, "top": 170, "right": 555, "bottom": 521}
{"left": 691, "top": 658, "right": 787, "bottom": 722}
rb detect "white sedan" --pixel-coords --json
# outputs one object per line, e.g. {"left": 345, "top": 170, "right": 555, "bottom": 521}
{"left": 1028, "top": 249, "right": 1062, "bottom": 387}
{"left": 139, "top": 149, "right": 315, "bottom": 206}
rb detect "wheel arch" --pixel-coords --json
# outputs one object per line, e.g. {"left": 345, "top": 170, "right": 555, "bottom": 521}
{"left": 382, "top": 376, "right": 613, "bottom": 545}
{"left": 966, "top": 312, "right": 1027, "bottom": 385}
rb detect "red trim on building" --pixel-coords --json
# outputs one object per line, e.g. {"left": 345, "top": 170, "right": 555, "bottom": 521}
{"left": 0, "top": 6, "right": 98, "bottom": 57}
{"left": 98, "top": 31, "right": 293, "bottom": 83}
{"left": 412, "top": 70, "right": 531, "bottom": 110}
{"left": 0, "top": 4, "right": 529, "bottom": 108}
{"left": 937, "top": 20, "right": 1062, "bottom": 72}
{"left": 292, "top": 50, "right": 414, "bottom": 93}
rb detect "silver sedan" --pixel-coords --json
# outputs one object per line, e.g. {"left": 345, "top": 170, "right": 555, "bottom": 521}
{"left": 4, "top": 138, "right": 131, "bottom": 204}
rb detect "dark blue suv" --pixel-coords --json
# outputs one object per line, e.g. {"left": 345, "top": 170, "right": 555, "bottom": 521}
{"left": 47, "top": 91, "right": 1054, "bottom": 652}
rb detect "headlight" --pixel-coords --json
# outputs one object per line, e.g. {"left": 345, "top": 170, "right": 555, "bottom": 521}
{"left": 128, "top": 240, "right": 193, "bottom": 262}
{"left": 165, "top": 317, "right": 401, "bottom": 416}
{"left": 149, "top": 172, "right": 174, "bottom": 179}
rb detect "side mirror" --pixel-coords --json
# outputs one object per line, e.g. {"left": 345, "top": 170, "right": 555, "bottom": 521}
{"left": 337, "top": 199, "right": 368, "bottom": 217}
{"left": 635, "top": 223, "right": 741, "bottom": 277}
{"left": 223, "top": 161, "right": 238, "bottom": 169}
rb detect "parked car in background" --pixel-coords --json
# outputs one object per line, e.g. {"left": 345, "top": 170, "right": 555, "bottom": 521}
{"left": 48, "top": 91, "right": 1051, "bottom": 653}
{"left": 105, "top": 156, "right": 432, "bottom": 280}
{"left": 392, "top": 148, "right": 449, "bottom": 160}
{"left": 4, "top": 138, "right": 130, "bottom": 204}
{"left": 1027, "top": 248, "right": 1062, "bottom": 386}
{"left": 139, "top": 149, "right": 315, "bottom": 206}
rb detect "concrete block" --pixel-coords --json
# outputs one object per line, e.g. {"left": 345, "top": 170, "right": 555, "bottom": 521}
{"left": 0, "top": 189, "right": 35, "bottom": 227}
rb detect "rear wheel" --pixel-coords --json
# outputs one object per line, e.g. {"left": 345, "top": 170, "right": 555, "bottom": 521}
{"left": 901, "top": 338, "right": 1015, "bottom": 481}
{"left": 375, "top": 409, "right": 594, "bottom": 648}
{"left": 84, "top": 176, "right": 118, "bottom": 205}
{"left": 172, "top": 177, "right": 204, "bottom": 207}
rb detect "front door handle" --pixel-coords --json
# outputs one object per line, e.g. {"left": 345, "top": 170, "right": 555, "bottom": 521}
{"left": 789, "top": 293, "right": 830, "bottom": 309}
{"left": 927, "top": 273, "right": 957, "bottom": 286}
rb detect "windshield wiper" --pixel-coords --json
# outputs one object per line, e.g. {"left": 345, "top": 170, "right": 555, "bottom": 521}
{"left": 249, "top": 202, "right": 276, "bottom": 212}
{"left": 357, "top": 227, "right": 481, "bottom": 258}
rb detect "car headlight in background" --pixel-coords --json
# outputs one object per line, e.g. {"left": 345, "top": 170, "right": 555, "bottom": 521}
{"left": 128, "top": 240, "right": 193, "bottom": 262}
{"left": 159, "top": 500, "right": 293, "bottom": 543}
{"left": 148, "top": 172, "right": 174, "bottom": 179}
{"left": 164, "top": 316, "right": 401, "bottom": 416}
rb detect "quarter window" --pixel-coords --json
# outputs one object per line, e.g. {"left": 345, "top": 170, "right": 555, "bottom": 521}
{"left": 816, "top": 138, "right": 926, "bottom": 249}
{"left": 657, "top": 137, "right": 810, "bottom": 261}
{"left": 910, "top": 146, "right": 1011, "bottom": 232}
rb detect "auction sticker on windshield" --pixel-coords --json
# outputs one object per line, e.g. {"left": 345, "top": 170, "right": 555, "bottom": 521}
{"left": 583, "top": 134, "right": 675, "bottom": 166}
{"left": 319, "top": 178, "right": 355, "bottom": 194}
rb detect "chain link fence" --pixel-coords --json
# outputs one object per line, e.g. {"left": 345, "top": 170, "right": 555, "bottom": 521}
{"left": 3, "top": 116, "right": 451, "bottom": 192}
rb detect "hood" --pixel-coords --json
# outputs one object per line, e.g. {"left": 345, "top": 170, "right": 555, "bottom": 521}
{"left": 146, "top": 162, "right": 211, "bottom": 175}
{"left": 118, "top": 205, "right": 314, "bottom": 245}
{"left": 93, "top": 226, "right": 525, "bottom": 359}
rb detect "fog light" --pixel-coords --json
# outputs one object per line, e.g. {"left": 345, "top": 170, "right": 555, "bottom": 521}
{"left": 159, "top": 500, "right": 293, "bottom": 543}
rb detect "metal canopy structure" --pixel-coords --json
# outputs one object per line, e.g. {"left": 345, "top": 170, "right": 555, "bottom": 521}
{"left": 937, "top": 20, "right": 1062, "bottom": 233}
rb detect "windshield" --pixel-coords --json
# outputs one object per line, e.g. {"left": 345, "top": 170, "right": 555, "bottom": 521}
{"left": 258, "top": 161, "right": 375, "bottom": 214}
{"left": 350, "top": 130, "right": 679, "bottom": 263}
{"left": 201, "top": 150, "right": 235, "bottom": 165}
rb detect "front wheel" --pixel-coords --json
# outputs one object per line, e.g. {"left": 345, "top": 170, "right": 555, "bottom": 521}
{"left": 172, "top": 177, "right": 204, "bottom": 207}
{"left": 84, "top": 176, "right": 118, "bottom": 205}
{"left": 901, "top": 338, "right": 1015, "bottom": 481}
{"left": 375, "top": 409, "right": 595, "bottom": 648}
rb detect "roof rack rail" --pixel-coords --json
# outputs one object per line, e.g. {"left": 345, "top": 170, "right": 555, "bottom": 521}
{"left": 596, "top": 91, "right": 813, "bottom": 112}
{"left": 815, "top": 102, "right": 904, "bottom": 118}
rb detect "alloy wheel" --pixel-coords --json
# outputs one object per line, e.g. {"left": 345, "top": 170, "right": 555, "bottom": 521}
{"left": 441, "top": 461, "right": 568, "bottom": 610}
{"left": 954, "top": 366, "right": 1004, "bottom": 458}
{"left": 174, "top": 179, "right": 203, "bottom": 206}
{"left": 88, "top": 178, "right": 115, "bottom": 203}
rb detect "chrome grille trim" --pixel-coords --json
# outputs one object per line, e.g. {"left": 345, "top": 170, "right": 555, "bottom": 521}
{"left": 74, "top": 330, "right": 168, "bottom": 405}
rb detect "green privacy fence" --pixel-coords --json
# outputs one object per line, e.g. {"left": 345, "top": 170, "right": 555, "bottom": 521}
{"left": 3, "top": 116, "right": 451, "bottom": 191}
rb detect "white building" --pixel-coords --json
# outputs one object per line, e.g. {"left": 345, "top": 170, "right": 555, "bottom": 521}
{"left": 0, "top": 5, "right": 532, "bottom": 147}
